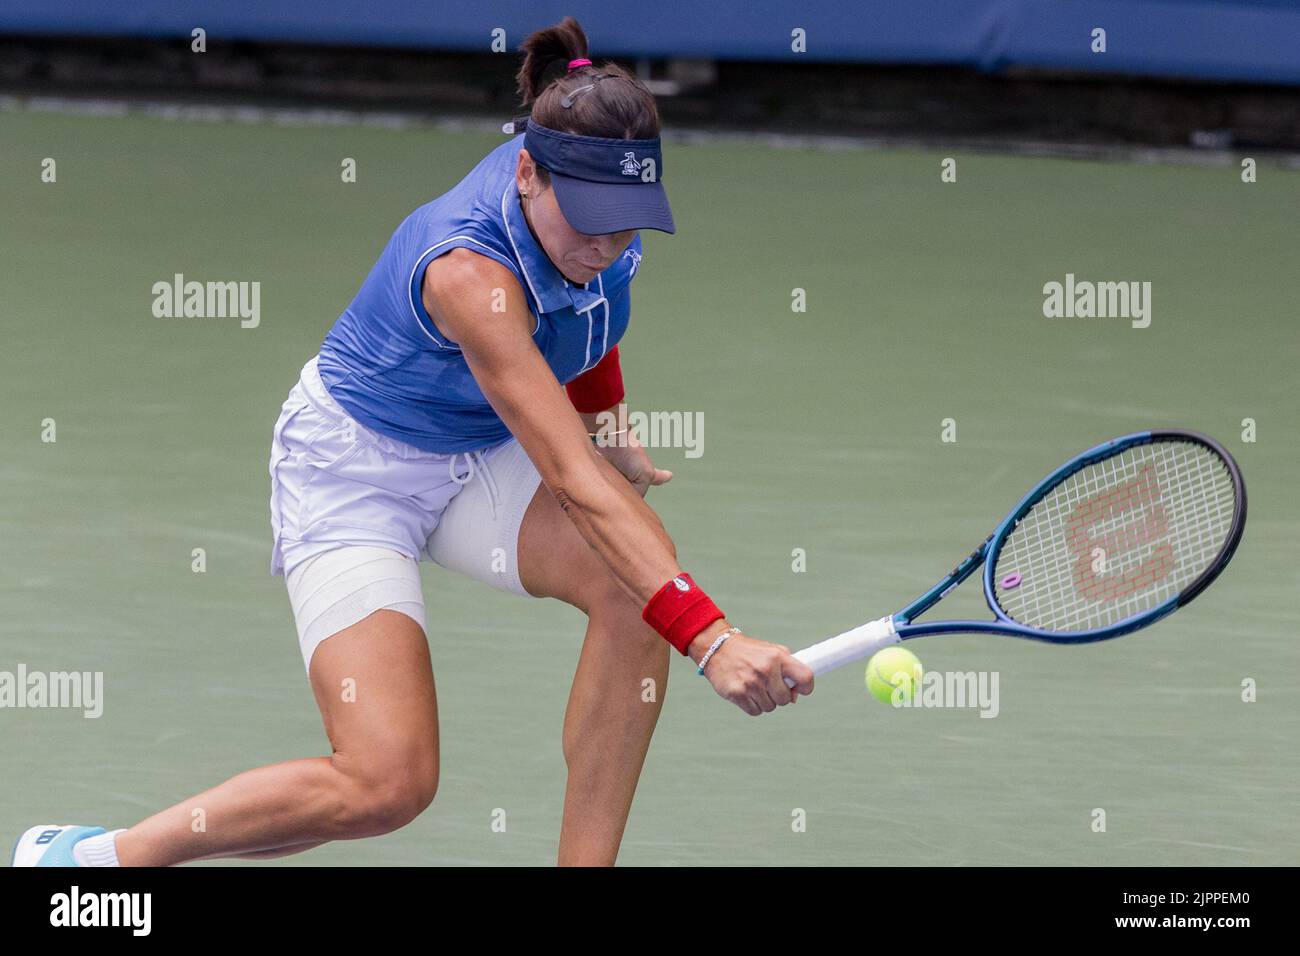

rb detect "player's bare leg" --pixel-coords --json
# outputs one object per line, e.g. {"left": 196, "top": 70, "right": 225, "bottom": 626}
{"left": 517, "top": 463, "right": 672, "bottom": 867}
{"left": 113, "top": 609, "right": 438, "bottom": 865}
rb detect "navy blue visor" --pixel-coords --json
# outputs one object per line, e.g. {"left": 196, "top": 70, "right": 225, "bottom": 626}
{"left": 523, "top": 119, "right": 675, "bottom": 235}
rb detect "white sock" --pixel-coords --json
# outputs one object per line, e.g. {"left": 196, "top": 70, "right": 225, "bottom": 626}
{"left": 73, "top": 829, "right": 127, "bottom": 867}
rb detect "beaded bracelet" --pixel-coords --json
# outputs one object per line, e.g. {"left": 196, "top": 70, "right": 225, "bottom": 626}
{"left": 589, "top": 427, "right": 629, "bottom": 446}
{"left": 697, "top": 626, "right": 741, "bottom": 675}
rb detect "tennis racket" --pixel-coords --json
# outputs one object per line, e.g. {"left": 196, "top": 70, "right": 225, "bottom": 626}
{"left": 787, "top": 430, "right": 1246, "bottom": 684}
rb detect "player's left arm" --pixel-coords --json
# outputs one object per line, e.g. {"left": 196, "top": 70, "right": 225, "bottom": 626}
{"left": 566, "top": 290, "right": 672, "bottom": 498}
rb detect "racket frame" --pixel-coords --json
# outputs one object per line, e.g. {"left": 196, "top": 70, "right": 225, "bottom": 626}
{"left": 892, "top": 429, "right": 1246, "bottom": 645}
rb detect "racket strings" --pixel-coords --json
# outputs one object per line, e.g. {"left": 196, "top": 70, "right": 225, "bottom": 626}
{"left": 992, "top": 440, "right": 1236, "bottom": 632}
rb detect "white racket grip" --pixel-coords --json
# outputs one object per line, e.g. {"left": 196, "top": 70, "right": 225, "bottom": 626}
{"left": 784, "top": 615, "right": 899, "bottom": 687}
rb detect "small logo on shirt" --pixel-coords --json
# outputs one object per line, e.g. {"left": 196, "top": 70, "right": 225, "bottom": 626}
{"left": 673, "top": 577, "right": 690, "bottom": 592}
{"left": 620, "top": 151, "right": 640, "bottom": 176}
{"left": 622, "top": 248, "right": 642, "bottom": 277}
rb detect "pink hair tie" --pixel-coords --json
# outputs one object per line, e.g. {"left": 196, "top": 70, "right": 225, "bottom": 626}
{"left": 567, "top": 58, "right": 592, "bottom": 71}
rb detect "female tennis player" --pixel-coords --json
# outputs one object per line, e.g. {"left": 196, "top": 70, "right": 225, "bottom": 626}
{"left": 13, "top": 18, "right": 814, "bottom": 868}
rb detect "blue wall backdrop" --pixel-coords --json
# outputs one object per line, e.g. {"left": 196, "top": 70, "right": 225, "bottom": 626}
{"left": 3, "top": 1, "right": 1297, "bottom": 85}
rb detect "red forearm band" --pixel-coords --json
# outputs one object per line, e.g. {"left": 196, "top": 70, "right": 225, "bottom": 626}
{"left": 642, "top": 572, "right": 725, "bottom": 656}
{"left": 565, "top": 345, "right": 625, "bottom": 413}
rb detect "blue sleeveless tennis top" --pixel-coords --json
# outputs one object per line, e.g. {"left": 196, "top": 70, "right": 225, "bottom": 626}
{"left": 317, "top": 134, "right": 642, "bottom": 454}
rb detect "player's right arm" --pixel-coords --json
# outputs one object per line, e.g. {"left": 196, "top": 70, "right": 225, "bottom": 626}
{"left": 422, "top": 249, "right": 814, "bottom": 714}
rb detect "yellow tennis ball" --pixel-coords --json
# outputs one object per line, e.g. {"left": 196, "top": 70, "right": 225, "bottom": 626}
{"left": 865, "top": 646, "right": 923, "bottom": 706}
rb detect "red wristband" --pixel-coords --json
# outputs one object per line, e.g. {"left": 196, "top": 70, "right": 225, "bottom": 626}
{"left": 642, "top": 572, "right": 725, "bottom": 656}
{"left": 565, "top": 345, "right": 625, "bottom": 413}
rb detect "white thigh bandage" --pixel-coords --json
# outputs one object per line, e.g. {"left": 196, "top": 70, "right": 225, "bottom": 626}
{"left": 284, "top": 546, "right": 425, "bottom": 671}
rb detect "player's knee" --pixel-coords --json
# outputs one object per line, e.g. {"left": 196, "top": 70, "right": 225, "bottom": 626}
{"left": 579, "top": 569, "right": 636, "bottom": 621}
{"left": 333, "top": 754, "right": 439, "bottom": 837}
{"left": 343, "top": 775, "right": 438, "bottom": 837}
{"left": 585, "top": 578, "right": 668, "bottom": 663}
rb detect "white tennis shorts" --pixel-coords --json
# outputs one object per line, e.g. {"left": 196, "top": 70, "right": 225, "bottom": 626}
{"left": 268, "top": 356, "right": 543, "bottom": 670}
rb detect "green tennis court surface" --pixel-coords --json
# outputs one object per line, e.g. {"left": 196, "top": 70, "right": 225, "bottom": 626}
{"left": 2, "top": 109, "right": 1296, "bottom": 865}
